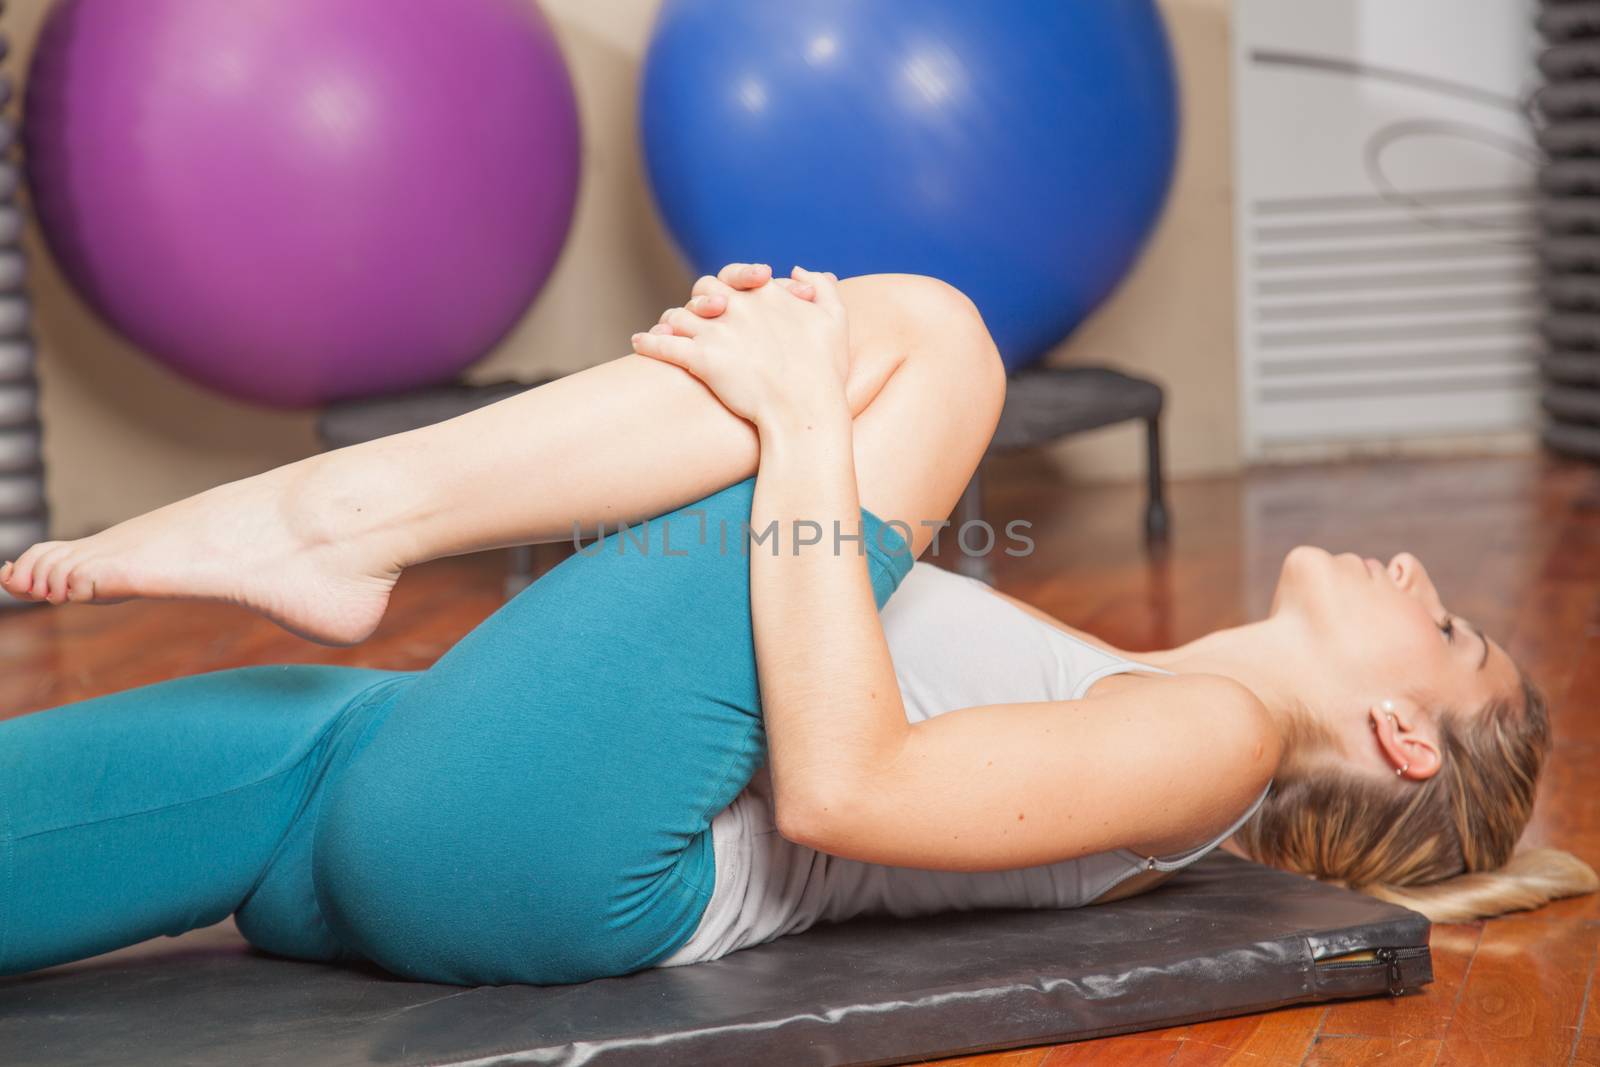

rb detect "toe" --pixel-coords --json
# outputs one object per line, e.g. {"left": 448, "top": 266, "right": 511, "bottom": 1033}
{"left": 3, "top": 551, "right": 27, "bottom": 595}
{"left": 51, "top": 550, "right": 98, "bottom": 606}
{"left": 7, "top": 541, "right": 56, "bottom": 598}
{"left": 39, "top": 544, "right": 79, "bottom": 605}
{"left": 64, "top": 564, "right": 97, "bottom": 603}
{"left": 39, "top": 546, "right": 75, "bottom": 604}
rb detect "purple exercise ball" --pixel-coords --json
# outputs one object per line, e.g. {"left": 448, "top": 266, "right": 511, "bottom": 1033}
{"left": 25, "top": 0, "right": 580, "bottom": 407}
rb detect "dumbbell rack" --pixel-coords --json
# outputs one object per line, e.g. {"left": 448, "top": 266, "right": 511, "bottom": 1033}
{"left": 1539, "top": 1, "right": 1600, "bottom": 458}
{"left": 0, "top": 0, "right": 46, "bottom": 608}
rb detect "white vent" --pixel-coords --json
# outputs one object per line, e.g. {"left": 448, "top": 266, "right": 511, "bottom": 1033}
{"left": 1233, "top": 0, "right": 1542, "bottom": 458}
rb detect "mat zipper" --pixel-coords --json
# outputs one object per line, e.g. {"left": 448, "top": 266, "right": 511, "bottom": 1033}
{"left": 1315, "top": 945, "right": 1428, "bottom": 996}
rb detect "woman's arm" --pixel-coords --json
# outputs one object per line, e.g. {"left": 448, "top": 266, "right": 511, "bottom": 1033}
{"left": 633, "top": 272, "right": 1278, "bottom": 871}
{"left": 741, "top": 407, "right": 1277, "bottom": 868}
{"left": 745, "top": 381, "right": 910, "bottom": 842}
{"left": 786, "top": 673, "right": 1278, "bottom": 868}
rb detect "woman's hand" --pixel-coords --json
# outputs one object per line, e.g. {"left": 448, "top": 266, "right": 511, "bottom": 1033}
{"left": 655, "top": 262, "right": 817, "bottom": 329}
{"left": 631, "top": 266, "right": 849, "bottom": 430}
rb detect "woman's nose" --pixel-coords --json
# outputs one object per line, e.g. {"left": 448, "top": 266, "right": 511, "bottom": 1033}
{"left": 1388, "top": 552, "right": 1442, "bottom": 604}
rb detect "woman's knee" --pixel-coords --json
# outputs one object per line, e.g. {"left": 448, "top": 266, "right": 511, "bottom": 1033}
{"left": 902, "top": 276, "right": 1006, "bottom": 416}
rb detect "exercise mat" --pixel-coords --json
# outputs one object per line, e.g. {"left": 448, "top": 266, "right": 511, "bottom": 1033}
{"left": 1, "top": 853, "right": 1431, "bottom": 1067}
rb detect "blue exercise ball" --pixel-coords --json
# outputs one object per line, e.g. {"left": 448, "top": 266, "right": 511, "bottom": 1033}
{"left": 640, "top": 2, "right": 1178, "bottom": 372}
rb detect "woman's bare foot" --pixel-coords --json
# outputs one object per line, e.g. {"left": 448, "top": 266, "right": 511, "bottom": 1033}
{"left": 0, "top": 456, "right": 414, "bottom": 646}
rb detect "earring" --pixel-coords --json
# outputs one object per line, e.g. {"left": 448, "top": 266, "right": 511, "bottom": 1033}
{"left": 1396, "top": 763, "right": 1409, "bottom": 777}
{"left": 1380, "top": 699, "right": 1396, "bottom": 713}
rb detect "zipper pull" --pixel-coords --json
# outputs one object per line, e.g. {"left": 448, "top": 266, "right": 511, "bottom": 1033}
{"left": 1375, "top": 947, "right": 1405, "bottom": 996}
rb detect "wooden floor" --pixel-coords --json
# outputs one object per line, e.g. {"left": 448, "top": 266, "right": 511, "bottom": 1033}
{"left": 3, "top": 452, "right": 1598, "bottom": 1067}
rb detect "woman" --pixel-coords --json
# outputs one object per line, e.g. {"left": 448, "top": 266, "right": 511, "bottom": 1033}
{"left": 0, "top": 268, "right": 1591, "bottom": 985}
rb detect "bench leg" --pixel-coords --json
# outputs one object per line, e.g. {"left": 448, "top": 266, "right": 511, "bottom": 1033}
{"left": 952, "top": 465, "right": 993, "bottom": 584}
{"left": 1144, "top": 416, "right": 1171, "bottom": 547}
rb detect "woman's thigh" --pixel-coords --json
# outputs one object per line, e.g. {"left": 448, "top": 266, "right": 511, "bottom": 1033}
{"left": 312, "top": 479, "right": 912, "bottom": 986}
{"left": 841, "top": 274, "right": 1006, "bottom": 553}
{"left": 0, "top": 664, "right": 404, "bottom": 974}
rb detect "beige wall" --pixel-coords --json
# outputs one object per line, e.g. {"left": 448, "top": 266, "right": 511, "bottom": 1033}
{"left": 1040, "top": 0, "right": 1239, "bottom": 484}
{"left": 10, "top": 0, "right": 1241, "bottom": 538}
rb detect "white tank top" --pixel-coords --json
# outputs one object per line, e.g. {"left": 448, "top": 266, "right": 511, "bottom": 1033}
{"left": 658, "top": 562, "right": 1270, "bottom": 968}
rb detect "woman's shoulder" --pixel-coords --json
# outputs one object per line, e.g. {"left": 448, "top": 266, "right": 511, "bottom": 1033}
{"left": 1089, "top": 670, "right": 1280, "bottom": 856}
{"left": 1111, "top": 671, "right": 1277, "bottom": 763}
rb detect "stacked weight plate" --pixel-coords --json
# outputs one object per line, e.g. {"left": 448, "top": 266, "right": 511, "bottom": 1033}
{"left": 1538, "top": 1, "right": 1600, "bottom": 458}
{"left": 0, "top": 0, "right": 46, "bottom": 608}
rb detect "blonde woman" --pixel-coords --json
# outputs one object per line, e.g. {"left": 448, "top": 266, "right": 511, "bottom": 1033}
{"left": 1, "top": 267, "right": 1591, "bottom": 985}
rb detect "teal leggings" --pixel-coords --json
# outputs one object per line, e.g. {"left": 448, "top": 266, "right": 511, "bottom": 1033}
{"left": 0, "top": 480, "right": 911, "bottom": 986}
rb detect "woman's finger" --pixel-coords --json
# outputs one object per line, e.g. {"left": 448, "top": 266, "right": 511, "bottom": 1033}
{"left": 772, "top": 277, "right": 817, "bottom": 301}
{"left": 687, "top": 275, "right": 737, "bottom": 319}
{"left": 661, "top": 307, "right": 705, "bottom": 337}
{"left": 792, "top": 266, "right": 844, "bottom": 316}
{"left": 692, "top": 274, "right": 737, "bottom": 300}
{"left": 630, "top": 330, "right": 700, "bottom": 373}
{"left": 656, "top": 306, "right": 704, "bottom": 336}
{"left": 717, "top": 262, "right": 771, "bottom": 289}
{"left": 685, "top": 292, "right": 728, "bottom": 319}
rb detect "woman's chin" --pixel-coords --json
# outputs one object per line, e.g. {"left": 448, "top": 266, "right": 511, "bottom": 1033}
{"left": 1269, "top": 545, "right": 1334, "bottom": 616}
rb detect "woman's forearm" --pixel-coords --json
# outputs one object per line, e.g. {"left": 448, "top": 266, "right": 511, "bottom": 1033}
{"left": 747, "top": 407, "right": 911, "bottom": 841}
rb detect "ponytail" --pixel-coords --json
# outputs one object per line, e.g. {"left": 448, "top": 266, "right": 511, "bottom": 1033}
{"left": 1359, "top": 848, "right": 1599, "bottom": 923}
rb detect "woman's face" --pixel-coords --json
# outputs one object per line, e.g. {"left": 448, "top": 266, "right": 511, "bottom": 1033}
{"left": 1269, "top": 546, "right": 1518, "bottom": 758}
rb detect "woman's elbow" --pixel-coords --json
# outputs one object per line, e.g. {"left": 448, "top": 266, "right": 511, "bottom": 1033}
{"left": 774, "top": 781, "right": 859, "bottom": 852}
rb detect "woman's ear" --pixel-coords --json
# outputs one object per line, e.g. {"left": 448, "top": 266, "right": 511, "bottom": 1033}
{"left": 1370, "top": 699, "right": 1442, "bottom": 781}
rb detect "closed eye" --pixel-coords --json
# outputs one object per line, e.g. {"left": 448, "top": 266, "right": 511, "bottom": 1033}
{"left": 1443, "top": 614, "right": 1492, "bottom": 671}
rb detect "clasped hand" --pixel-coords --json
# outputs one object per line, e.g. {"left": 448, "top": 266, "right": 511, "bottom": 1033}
{"left": 630, "top": 264, "right": 850, "bottom": 430}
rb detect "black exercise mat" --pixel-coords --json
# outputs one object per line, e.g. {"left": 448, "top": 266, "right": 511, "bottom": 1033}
{"left": 1540, "top": 119, "right": 1600, "bottom": 157}
{"left": 1542, "top": 3, "right": 1600, "bottom": 42}
{"left": 1544, "top": 311, "right": 1600, "bottom": 347}
{"left": 1546, "top": 417, "right": 1600, "bottom": 456}
{"left": 1544, "top": 235, "right": 1600, "bottom": 271}
{"left": 1544, "top": 349, "right": 1600, "bottom": 384}
{"left": 0, "top": 853, "right": 1431, "bottom": 1067}
{"left": 1542, "top": 40, "right": 1600, "bottom": 81}
{"left": 1545, "top": 384, "right": 1600, "bottom": 422}
{"left": 1544, "top": 274, "right": 1600, "bottom": 309}
{"left": 1543, "top": 196, "right": 1600, "bottom": 234}
{"left": 1544, "top": 160, "right": 1600, "bottom": 195}
{"left": 1540, "top": 80, "right": 1600, "bottom": 119}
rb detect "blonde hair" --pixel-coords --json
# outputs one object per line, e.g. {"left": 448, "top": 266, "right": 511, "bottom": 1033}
{"left": 1235, "top": 674, "right": 1598, "bottom": 922}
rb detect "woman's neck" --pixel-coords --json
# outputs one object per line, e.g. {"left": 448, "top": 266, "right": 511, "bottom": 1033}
{"left": 1123, "top": 616, "right": 1314, "bottom": 737}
